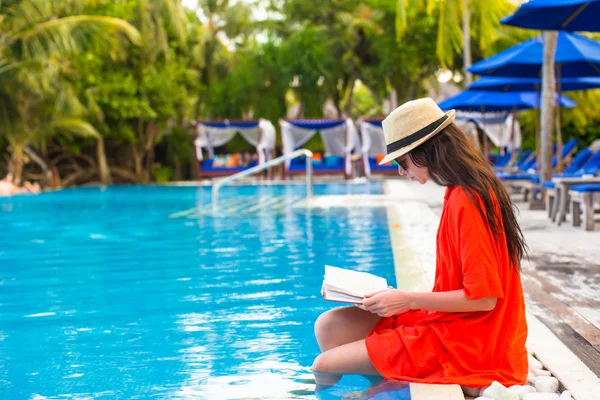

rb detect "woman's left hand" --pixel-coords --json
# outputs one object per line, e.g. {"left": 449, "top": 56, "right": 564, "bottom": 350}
{"left": 362, "top": 288, "right": 413, "bottom": 317}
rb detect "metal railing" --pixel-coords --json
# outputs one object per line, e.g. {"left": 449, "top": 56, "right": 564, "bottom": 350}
{"left": 212, "top": 149, "right": 314, "bottom": 208}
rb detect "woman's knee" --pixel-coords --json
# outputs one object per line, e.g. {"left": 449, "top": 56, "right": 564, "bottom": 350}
{"left": 314, "top": 310, "right": 334, "bottom": 338}
{"left": 312, "top": 351, "right": 332, "bottom": 373}
{"left": 314, "top": 309, "right": 342, "bottom": 350}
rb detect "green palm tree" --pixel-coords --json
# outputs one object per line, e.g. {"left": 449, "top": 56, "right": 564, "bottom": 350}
{"left": 191, "top": 0, "right": 254, "bottom": 119}
{"left": 396, "top": 0, "right": 515, "bottom": 85}
{"left": 0, "top": 0, "right": 140, "bottom": 184}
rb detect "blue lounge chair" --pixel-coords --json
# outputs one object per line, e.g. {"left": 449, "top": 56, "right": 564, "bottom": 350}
{"left": 492, "top": 152, "right": 512, "bottom": 169}
{"left": 543, "top": 150, "right": 600, "bottom": 222}
{"left": 569, "top": 183, "right": 600, "bottom": 231}
{"left": 198, "top": 158, "right": 258, "bottom": 178}
{"left": 286, "top": 155, "right": 347, "bottom": 177}
{"left": 496, "top": 153, "right": 537, "bottom": 179}
{"left": 533, "top": 147, "right": 593, "bottom": 185}
{"left": 496, "top": 150, "right": 533, "bottom": 173}
{"left": 498, "top": 139, "right": 578, "bottom": 181}
{"left": 365, "top": 157, "right": 398, "bottom": 176}
{"left": 498, "top": 139, "right": 579, "bottom": 203}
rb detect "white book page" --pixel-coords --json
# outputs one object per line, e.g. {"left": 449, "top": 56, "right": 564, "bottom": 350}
{"left": 323, "top": 265, "right": 388, "bottom": 298}
{"left": 323, "top": 290, "right": 363, "bottom": 304}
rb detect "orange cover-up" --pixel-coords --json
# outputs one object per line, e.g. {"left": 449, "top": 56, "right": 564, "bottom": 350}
{"left": 365, "top": 186, "right": 528, "bottom": 387}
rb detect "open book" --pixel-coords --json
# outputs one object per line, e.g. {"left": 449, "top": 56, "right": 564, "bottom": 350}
{"left": 321, "top": 265, "right": 388, "bottom": 304}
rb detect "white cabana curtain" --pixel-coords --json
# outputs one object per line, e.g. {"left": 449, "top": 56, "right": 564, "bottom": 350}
{"left": 280, "top": 120, "right": 315, "bottom": 168}
{"left": 194, "top": 119, "right": 276, "bottom": 166}
{"left": 256, "top": 119, "right": 277, "bottom": 165}
{"left": 359, "top": 121, "right": 386, "bottom": 177}
{"left": 455, "top": 112, "right": 522, "bottom": 152}
{"left": 194, "top": 125, "right": 238, "bottom": 160}
{"left": 280, "top": 119, "right": 358, "bottom": 175}
{"left": 344, "top": 119, "right": 360, "bottom": 176}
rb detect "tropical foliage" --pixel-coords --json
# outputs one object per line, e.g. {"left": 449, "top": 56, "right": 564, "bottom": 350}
{"left": 0, "top": 0, "right": 599, "bottom": 186}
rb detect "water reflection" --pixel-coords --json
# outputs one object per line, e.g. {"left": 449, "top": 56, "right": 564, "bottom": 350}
{"left": 0, "top": 183, "right": 398, "bottom": 398}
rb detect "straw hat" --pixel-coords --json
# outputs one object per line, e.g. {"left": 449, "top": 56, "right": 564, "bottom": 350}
{"left": 379, "top": 98, "right": 455, "bottom": 165}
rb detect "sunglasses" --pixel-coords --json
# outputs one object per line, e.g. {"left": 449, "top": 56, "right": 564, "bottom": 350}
{"left": 394, "top": 156, "right": 408, "bottom": 170}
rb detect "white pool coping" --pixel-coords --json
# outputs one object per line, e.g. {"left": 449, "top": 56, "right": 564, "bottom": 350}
{"left": 300, "top": 179, "right": 600, "bottom": 399}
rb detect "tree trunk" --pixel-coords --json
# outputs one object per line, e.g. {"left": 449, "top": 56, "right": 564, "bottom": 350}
{"left": 348, "top": 60, "right": 381, "bottom": 106}
{"left": 540, "top": 32, "right": 558, "bottom": 183}
{"left": 345, "top": 79, "right": 356, "bottom": 116}
{"left": 9, "top": 144, "right": 25, "bottom": 185}
{"left": 143, "top": 120, "right": 158, "bottom": 183}
{"left": 174, "top": 158, "right": 182, "bottom": 181}
{"left": 134, "top": 118, "right": 145, "bottom": 180}
{"left": 332, "top": 80, "right": 344, "bottom": 119}
{"left": 132, "top": 144, "right": 142, "bottom": 180}
{"left": 96, "top": 136, "right": 112, "bottom": 185}
{"left": 23, "top": 146, "right": 48, "bottom": 173}
{"left": 462, "top": 0, "right": 472, "bottom": 86}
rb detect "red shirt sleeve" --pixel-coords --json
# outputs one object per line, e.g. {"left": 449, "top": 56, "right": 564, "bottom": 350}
{"left": 447, "top": 187, "right": 505, "bottom": 300}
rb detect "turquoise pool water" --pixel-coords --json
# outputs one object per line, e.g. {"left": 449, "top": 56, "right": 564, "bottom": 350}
{"left": 0, "top": 183, "right": 404, "bottom": 399}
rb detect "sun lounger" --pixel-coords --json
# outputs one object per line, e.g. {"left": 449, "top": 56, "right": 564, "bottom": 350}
{"left": 198, "top": 158, "right": 258, "bottom": 178}
{"left": 543, "top": 150, "right": 600, "bottom": 223}
{"left": 491, "top": 152, "right": 513, "bottom": 169}
{"left": 286, "top": 155, "right": 347, "bottom": 177}
{"left": 569, "top": 183, "right": 600, "bottom": 231}
{"left": 542, "top": 148, "right": 596, "bottom": 219}
{"left": 498, "top": 139, "right": 579, "bottom": 202}
{"left": 493, "top": 150, "right": 530, "bottom": 173}
{"left": 364, "top": 157, "right": 398, "bottom": 176}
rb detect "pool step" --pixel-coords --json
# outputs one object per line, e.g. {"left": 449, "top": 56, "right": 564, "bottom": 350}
{"left": 168, "top": 195, "right": 305, "bottom": 218}
{"left": 410, "top": 383, "right": 465, "bottom": 400}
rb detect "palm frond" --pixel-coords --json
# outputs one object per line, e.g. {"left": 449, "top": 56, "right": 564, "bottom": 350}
{"left": 6, "top": 15, "right": 141, "bottom": 60}
{"left": 162, "top": 0, "right": 187, "bottom": 42}
{"left": 395, "top": 0, "right": 407, "bottom": 41}
{"left": 436, "top": 0, "right": 463, "bottom": 68}
{"left": 49, "top": 118, "right": 100, "bottom": 139}
{"left": 471, "top": 0, "right": 516, "bottom": 53}
{"left": 0, "top": 59, "right": 38, "bottom": 76}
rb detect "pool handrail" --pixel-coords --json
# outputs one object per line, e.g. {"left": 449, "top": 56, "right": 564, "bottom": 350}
{"left": 212, "top": 149, "right": 314, "bottom": 208}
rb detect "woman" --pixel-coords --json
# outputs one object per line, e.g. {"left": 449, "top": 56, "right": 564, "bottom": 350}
{"left": 312, "top": 98, "right": 528, "bottom": 393}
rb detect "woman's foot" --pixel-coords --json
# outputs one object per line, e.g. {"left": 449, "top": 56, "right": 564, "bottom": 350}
{"left": 462, "top": 385, "right": 481, "bottom": 397}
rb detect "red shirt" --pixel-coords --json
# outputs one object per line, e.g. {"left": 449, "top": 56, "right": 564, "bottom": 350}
{"left": 366, "top": 186, "right": 528, "bottom": 387}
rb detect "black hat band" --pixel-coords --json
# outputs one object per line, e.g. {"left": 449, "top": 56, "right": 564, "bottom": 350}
{"left": 386, "top": 114, "right": 449, "bottom": 154}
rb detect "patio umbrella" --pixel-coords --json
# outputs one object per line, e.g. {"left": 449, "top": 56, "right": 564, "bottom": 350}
{"left": 468, "top": 31, "right": 600, "bottom": 170}
{"left": 438, "top": 91, "right": 576, "bottom": 156}
{"left": 438, "top": 90, "right": 576, "bottom": 112}
{"left": 501, "top": 0, "right": 600, "bottom": 32}
{"left": 469, "top": 76, "right": 600, "bottom": 92}
{"left": 468, "top": 32, "right": 600, "bottom": 78}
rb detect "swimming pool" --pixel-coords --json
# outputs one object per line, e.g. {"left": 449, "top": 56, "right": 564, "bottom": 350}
{"left": 0, "top": 183, "right": 400, "bottom": 399}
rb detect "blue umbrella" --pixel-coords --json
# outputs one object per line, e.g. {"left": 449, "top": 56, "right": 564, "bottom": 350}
{"left": 501, "top": 0, "right": 600, "bottom": 32}
{"left": 468, "top": 32, "right": 600, "bottom": 171}
{"left": 469, "top": 76, "right": 600, "bottom": 92}
{"left": 468, "top": 31, "right": 600, "bottom": 78}
{"left": 438, "top": 90, "right": 576, "bottom": 112}
{"left": 439, "top": 91, "right": 576, "bottom": 159}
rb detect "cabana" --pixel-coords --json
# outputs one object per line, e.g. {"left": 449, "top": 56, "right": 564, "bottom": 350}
{"left": 359, "top": 119, "right": 398, "bottom": 177}
{"left": 453, "top": 111, "right": 522, "bottom": 161}
{"left": 280, "top": 119, "right": 359, "bottom": 178}
{"left": 194, "top": 119, "right": 276, "bottom": 179}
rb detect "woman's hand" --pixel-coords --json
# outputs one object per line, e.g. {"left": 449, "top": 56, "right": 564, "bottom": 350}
{"left": 361, "top": 288, "right": 413, "bottom": 317}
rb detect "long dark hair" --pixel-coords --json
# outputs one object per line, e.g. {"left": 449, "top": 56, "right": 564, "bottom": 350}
{"left": 406, "top": 123, "right": 527, "bottom": 268}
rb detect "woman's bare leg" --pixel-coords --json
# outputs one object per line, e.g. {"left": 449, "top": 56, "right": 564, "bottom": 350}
{"left": 312, "top": 339, "right": 380, "bottom": 390}
{"left": 313, "top": 307, "right": 382, "bottom": 390}
{"left": 314, "top": 306, "right": 381, "bottom": 352}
